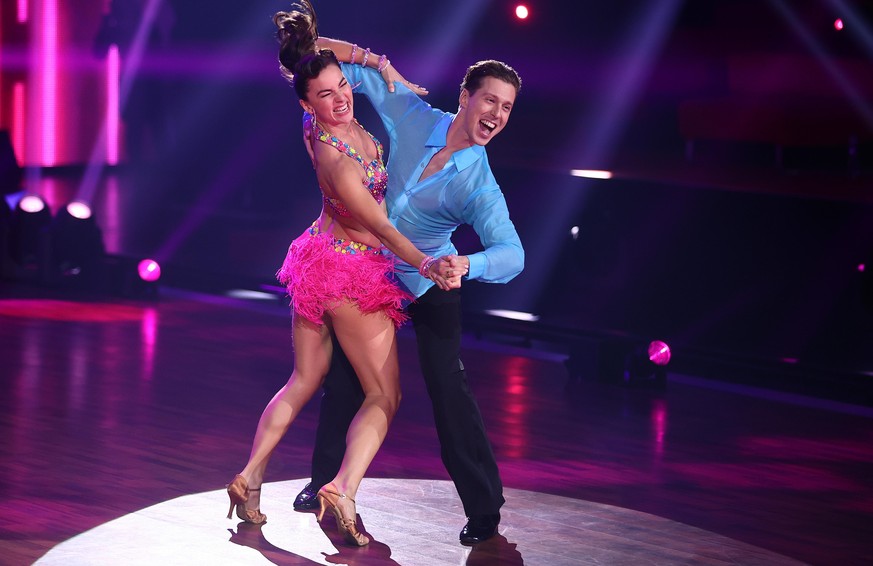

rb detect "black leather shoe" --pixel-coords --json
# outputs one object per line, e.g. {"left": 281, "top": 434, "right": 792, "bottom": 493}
{"left": 459, "top": 513, "right": 500, "bottom": 545}
{"left": 293, "top": 482, "right": 319, "bottom": 511}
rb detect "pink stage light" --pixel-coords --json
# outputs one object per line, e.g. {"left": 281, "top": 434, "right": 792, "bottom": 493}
{"left": 66, "top": 201, "right": 92, "bottom": 220}
{"left": 834, "top": 18, "right": 844, "bottom": 31}
{"left": 859, "top": 263, "right": 866, "bottom": 272}
{"left": 515, "top": 5, "right": 529, "bottom": 20}
{"left": 647, "top": 340, "right": 671, "bottom": 366}
{"left": 20, "top": 195, "right": 46, "bottom": 213}
{"left": 137, "top": 259, "right": 161, "bottom": 282}
{"left": 106, "top": 45, "right": 120, "bottom": 165}
{"left": 13, "top": 82, "right": 25, "bottom": 165}
{"left": 40, "top": 0, "right": 58, "bottom": 166}
{"left": 18, "top": 0, "right": 29, "bottom": 23}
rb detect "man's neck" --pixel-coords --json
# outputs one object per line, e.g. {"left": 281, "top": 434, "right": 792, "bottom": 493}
{"left": 444, "top": 113, "right": 475, "bottom": 155}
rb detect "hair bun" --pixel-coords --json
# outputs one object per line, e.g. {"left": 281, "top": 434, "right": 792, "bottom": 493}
{"left": 273, "top": 1, "right": 319, "bottom": 75}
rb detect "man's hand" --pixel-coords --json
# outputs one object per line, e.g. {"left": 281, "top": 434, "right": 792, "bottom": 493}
{"left": 427, "top": 257, "right": 459, "bottom": 290}
{"left": 429, "top": 255, "right": 468, "bottom": 290}
{"left": 380, "top": 62, "right": 428, "bottom": 95}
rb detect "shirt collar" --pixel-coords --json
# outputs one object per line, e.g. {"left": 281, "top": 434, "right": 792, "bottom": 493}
{"left": 424, "top": 113, "right": 484, "bottom": 173}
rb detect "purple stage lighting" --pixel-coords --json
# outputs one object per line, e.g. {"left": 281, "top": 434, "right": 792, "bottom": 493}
{"left": 834, "top": 18, "right": 844, "bottom": 31}
{"left": 19, "top": 195, "right": 46, "bottom": 213}
{"left": 66, "top": 201, "right": 92, "bottom": 220}
{"left": 515, "top": 5, "right": 529, "bottom": 20}
{"left": 648, "top": 340, "right": 672, "bottom": 366}
{"left": 137, "top": 259, "right": 161, "bottom": 282}
{"left": 9, "top": 195, "right": 52, "bottom": 267}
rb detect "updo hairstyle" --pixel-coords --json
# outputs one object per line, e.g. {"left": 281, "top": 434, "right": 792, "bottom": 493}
{"left": 273, "top": 0, "right": 340, "bottom": 100}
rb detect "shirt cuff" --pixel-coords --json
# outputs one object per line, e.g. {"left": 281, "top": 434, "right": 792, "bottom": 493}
{"left": 466, "top": 253, "right": 486, "bottom": 280}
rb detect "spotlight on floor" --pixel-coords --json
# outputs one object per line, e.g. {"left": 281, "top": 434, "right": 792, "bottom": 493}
{"left": 8, "top": 195, "right": 52, "bottom": 271}
{"left": 624, "top": 340, "right": 671, "bottom": 389}
{"left": 51, "top": 200, "right": 105, "bottom": 284}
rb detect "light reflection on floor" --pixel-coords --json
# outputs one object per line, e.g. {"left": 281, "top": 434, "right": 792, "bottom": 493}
{"left": 35, "top": 478, "right": 802, "bottom": 566}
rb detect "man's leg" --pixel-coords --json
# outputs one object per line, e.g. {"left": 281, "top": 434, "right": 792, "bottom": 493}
{"left": 294, "top": 333, "right": 365, "bottom": 510}
{"left": 408, "top": 286, "right": 504, "bottom": 543}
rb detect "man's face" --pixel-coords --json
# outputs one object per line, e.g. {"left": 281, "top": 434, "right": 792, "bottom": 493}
{"left": 458, "top": 77, "right": 516, "bottom": 146}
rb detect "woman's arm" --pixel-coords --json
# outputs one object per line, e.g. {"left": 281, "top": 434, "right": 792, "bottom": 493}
{"left": 316, "top": 150, "right": 459, "bottom": 289}
{"left": 316, "top": 36, "right": 427, "bottom": 95}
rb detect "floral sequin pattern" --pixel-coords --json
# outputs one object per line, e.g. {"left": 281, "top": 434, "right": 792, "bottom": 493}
{"left": 316, "top": 122, "right": 388, "bottom": 217}
{"left": 308, "top": 223, "right": 382, "bottom": 255}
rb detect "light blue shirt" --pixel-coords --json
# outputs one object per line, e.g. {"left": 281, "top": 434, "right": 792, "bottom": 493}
{"left": 342, "top": 63, "right": 525, "bottom": 298}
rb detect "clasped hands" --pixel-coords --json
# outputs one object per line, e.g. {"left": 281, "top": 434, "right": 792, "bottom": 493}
{"left": 427, "top": 255, "right": 468, "bottom": 291}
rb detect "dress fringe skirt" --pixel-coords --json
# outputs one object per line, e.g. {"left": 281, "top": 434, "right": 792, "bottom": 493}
{"left": 276, "top": 225, "right": 411, "bottom": 328}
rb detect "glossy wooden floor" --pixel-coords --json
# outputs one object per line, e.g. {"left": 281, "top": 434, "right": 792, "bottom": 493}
{"left": 2, "top": 283, "right": 873, "bottom": 565}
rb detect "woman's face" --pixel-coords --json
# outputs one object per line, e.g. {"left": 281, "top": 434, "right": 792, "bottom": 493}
{"left": 301, "top": 64, "right": 354, "bottom": 130}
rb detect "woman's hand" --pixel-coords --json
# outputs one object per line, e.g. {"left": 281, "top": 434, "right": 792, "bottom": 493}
{"left": 380, "top": 62, "right": 428, "bottom": 95}
{"left": 426, "top": 255, "right": 467, "bottom": 290}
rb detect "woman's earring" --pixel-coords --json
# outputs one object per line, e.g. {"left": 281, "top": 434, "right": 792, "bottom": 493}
{"left": 310, "top": 111, "right": 318, "bottom": 144}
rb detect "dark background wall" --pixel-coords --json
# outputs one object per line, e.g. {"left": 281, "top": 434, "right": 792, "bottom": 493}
{"left": 5, "top": 0, "right": 873, "bottom": 382}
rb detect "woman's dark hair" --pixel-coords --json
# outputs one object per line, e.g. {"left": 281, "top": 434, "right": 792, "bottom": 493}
{"left": 273, "top": 1, "right": 339, "bottom": 100}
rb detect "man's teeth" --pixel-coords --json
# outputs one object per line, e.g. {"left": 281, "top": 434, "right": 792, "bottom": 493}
{"left": 480, "top": 119, "right": 496, "bottom": 131}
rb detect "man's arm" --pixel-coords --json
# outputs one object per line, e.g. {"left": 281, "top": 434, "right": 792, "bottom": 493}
{"left": 460, "top": 185, "right": 525, "bottom": 284}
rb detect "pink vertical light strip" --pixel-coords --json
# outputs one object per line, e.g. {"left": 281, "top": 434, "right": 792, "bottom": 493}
{"left": 41, "top": 0, "right": 58, "bottom": 166}
{"left": 18, "top": 0, "right": 29, "bottom": 23}
{"left": 141, "top": 308, "right": 159, "bottom": 381}
{"left": 106, "top": 45, "right": 120, "bottom": 165}
{"left": 13, "top": 83, "right": 25, "bottom": 166}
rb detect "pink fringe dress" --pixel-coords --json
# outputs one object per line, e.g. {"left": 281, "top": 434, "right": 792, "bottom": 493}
{"left": 276, "top": 123, "right": 412, "bottom": 328}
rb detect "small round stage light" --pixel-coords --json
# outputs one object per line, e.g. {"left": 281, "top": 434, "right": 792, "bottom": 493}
{"left": 859, "top": 263, "right": 865, "bottom": 272}
{"left": 647, "top": 340, "right": 671, "bottom": 366}
{"left": 66, "top": 201, "right": 92, "bottom": 220}
{"left": 137, "top": 259, "right": 161, "bottom": 282}
{"left": 19, "top": 195, "right": 46, "bottom": 213}
{"left": 515, "top": 5, "right": 529, "bottom": 20}
{"left": 834, "top": 18, "right": 844, "bottom": 31}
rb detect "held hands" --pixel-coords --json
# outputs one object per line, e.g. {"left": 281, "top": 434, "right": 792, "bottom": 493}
{"left": 424, "top": 255, "right": 468, "bottom": 290}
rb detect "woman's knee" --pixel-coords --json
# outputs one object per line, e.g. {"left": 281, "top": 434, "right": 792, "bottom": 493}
{"left": 369, "top": 387, "right": 401, "bottom": 417}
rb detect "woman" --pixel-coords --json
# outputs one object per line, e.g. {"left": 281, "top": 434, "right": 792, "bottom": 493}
{"left": 225, "top": 0, "right": 459, "bottom": 546}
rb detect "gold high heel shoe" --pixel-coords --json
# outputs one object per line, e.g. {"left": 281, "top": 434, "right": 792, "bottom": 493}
{"left": 226, "top": 474, "right": 267, "bottom": 524}
{"left": 316, "top": 484, "right": 369, "bottom": 546}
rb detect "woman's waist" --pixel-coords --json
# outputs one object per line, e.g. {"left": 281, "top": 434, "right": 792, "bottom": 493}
{"left": 307, "top": 222, "right": 384, "bottom": 255}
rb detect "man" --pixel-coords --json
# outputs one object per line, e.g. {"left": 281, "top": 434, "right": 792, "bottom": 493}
{"left": 295, "top": 37, "right": 524, "bottom": 546}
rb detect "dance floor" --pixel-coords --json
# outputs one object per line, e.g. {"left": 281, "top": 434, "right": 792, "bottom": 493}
{"left": 2, "top": 283, "right": 873, "bottom": 565}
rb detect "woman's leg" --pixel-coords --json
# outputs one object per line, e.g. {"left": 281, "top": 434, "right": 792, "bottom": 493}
{"left": 236, "top": 313, "right": 332, "bottom": 507}
{"left": 322, "top": 302, "right": 401, "bottom": 502}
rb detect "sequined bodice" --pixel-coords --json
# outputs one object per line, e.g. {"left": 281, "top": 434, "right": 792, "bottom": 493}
{"left": 315, "top": 122, "right": 387, "bottom": 218}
